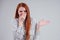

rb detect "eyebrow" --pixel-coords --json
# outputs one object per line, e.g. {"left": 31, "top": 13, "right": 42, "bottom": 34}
{"left": 24, "top": 10, "right": 27, "bottom": 12}
{"left": 19, "top": 10, "right": 27, "bottom": 12}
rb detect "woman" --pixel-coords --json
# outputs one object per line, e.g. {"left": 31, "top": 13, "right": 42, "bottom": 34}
{"left": 13, "top": 2, "right": 49, "bottom": 40}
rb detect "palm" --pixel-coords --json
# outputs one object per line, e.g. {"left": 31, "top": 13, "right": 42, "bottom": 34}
{"left": 36, "top": 20, "right": 50, "bottom": 31}
{"left": 37, "top": 20, "right": 50, "bottom": 26}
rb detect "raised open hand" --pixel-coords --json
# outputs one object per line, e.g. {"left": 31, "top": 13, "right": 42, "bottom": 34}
{"left": 36, "top": 19, "right": 50, "bottom": 31}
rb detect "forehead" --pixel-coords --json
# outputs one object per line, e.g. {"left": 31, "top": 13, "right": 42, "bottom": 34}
{"left": 18, "top": 7, "right": 26, "bottom": 11}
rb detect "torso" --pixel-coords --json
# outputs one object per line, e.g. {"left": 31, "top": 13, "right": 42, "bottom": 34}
{"left": 14, "top": 18, "right": 36, "bottom": 40}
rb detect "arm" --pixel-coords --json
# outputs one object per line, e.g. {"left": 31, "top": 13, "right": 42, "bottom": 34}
{"left": 33, "top": 23, "right": 39, "bottom": 40}
{"left": 33, "top": 19, "right": 50, "bottom": 40}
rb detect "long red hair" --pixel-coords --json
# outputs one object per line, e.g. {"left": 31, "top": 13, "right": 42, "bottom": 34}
{"left": 15, "top": 2, "right": 31, "bottom": 40}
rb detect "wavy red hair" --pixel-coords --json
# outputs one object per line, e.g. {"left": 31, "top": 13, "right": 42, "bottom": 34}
{"left": 15, "top": 2, "right": 31, "bottom": 40}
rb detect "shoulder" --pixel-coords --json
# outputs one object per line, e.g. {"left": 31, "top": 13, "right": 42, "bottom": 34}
{"left": 31, "top": 17, "right": 37, "bottom": 28}
{"left": 10, "top": 18, "right": 18, "bottom": 31}
{"left": 31, "top": 18, "right": 37, "bottom": 25}
{"left": 11, "top": 18, "right": 17, "bottom": 26}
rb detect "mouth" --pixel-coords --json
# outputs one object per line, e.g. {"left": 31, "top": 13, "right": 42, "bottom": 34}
{"left": 20, "top": 13, "right": 22, "bottom": 16}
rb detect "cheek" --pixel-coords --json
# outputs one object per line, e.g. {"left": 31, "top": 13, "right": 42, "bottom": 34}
{"left": 24, "top": 13, "right": 27, "bottom": 17}
{"left": 18, "top": 12, "right": 20, "bottom": 15}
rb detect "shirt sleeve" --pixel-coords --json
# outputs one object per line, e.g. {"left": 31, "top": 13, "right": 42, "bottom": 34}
{"left": 32, "top": 18, "right": 40, "bottom": 40}
{"left": 10, "top": 18, "right": 17, "bottom": 40}
{"left": 10, "top": 18, "right": 18, "bottom": 31}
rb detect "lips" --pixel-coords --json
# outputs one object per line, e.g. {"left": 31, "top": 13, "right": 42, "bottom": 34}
{"left": 20, "top": 13, "right": 22, "bottom": 16}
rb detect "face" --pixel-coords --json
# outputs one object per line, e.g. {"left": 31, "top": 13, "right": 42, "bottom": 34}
{"left": 18, "top": 7, "right": 27, "bottom": 21}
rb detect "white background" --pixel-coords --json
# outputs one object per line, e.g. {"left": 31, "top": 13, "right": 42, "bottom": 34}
{"left": 0, "top": 0, "right": 60, "bottom": 40}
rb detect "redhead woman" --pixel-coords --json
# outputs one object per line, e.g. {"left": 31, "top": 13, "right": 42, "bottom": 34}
{"left": 12, "top": 2, "right": 49, "bottom": 40}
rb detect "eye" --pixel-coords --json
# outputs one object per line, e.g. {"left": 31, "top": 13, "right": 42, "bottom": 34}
{"left": 20, "top": 11, "right": 22, "bottom": 12}
{"left": 24, "top": 10, "right": 27, "bottom": 12}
